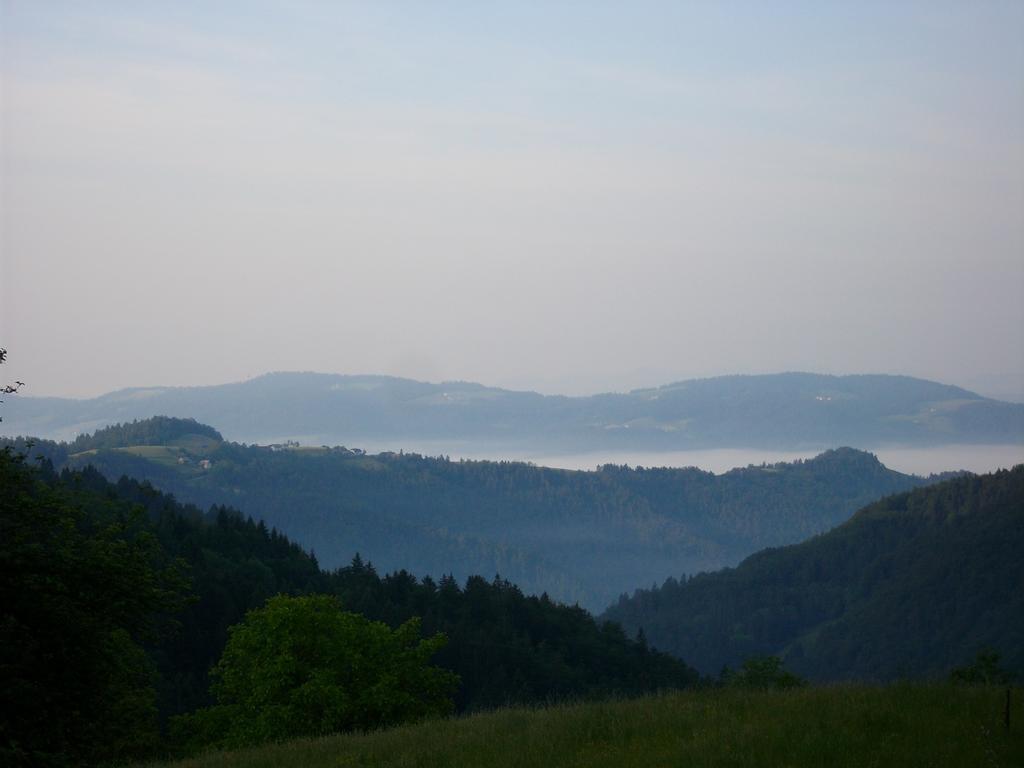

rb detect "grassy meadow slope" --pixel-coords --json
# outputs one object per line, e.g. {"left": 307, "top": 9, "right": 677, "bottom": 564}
{"left": 604, "top": 467, "right": 1024, "bottom": 680}
{"left": 5, "top": 371, "right": 1023, "bottom": 450}
{"left": 143, "top": 686, "right": 1022, "bottom": 768}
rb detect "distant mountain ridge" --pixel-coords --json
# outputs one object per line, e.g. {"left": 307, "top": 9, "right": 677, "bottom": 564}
{"left": 3, "top": 371, "right": 1022, "bottom": 450}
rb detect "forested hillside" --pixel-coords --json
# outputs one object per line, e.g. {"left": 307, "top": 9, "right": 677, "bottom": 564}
{"left": 603, "top": 467, "right": 1024, "bottom": 680}
{"left": 4, "top": 371, "right": 1022, "bottom": 449}
{"left": 0, "top": 447, "right": 696, "bottom": 764}
{"left": 110, "top": 464, "right": 699, "bottom": 717}
{"left": 69, "top": 416, "right": 222, "bottom": 453}
{"left": 10, "top": 419, "right": 938, "bottom": 609}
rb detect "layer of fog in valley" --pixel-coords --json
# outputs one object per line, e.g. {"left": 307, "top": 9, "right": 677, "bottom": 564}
{"left": 526, "top": 444, "right": 1024, "bottom": 476}
{"left": 251, "top": 437, "right": 1024, "bottom": 477}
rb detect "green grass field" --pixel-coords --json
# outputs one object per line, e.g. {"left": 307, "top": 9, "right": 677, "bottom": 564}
{"left": 74, "top": 436, "right": 223, "bottom": 471}
{"left": 169, "top": 434, "right": 223, "bottom": 455}
{"left": 145, "top": 685, "right": 1022, "bottom": 768}
{"left": 120, "top": 445, "right": 183, "bottom": 464}
{"left": 68, "top": 435, "right": 222, "bottom": 470}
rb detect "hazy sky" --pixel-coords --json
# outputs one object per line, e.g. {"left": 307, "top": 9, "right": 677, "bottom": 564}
{"left": 2, "top": 1, "right": 1023, "bottom": 400}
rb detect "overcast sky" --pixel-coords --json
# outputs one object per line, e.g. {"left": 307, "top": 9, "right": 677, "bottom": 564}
{"left": 2, "top": 1, "right": 1023, "bottom": 400}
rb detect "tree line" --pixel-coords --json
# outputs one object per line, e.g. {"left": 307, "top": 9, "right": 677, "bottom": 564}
{"left": 0, "top": 448, "right": 698, "bottom": 766}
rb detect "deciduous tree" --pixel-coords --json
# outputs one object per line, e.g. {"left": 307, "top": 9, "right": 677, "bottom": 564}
{"left": 173, "top": 594, "right": 458, "bottom": 750}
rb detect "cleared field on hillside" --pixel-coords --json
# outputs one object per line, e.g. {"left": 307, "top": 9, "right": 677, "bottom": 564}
{"left": 77, "top": 437, "right": 222, "bottom": 470}
{"left": 169, "top": 434, "right": 223, "bottom": 454}
{"left": 146, "top": 685, "right": 1021, "bottom": 768}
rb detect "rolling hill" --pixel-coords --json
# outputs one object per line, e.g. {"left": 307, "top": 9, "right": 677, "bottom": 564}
{"left": 602, "top": 467, "right": 1024, "bottom": 680}
{"left": 11, "top": 418, "right": 942, "bottom": 610}
{"left": 3, "top": 371, "right": 1022, "bottom": 451}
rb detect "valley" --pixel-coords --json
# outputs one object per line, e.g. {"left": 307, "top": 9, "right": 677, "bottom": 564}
{"left": 13, "top": 417, "right": 944, "bottom": 611}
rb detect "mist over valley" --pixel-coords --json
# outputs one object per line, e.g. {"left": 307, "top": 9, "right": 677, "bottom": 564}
{"left": 3, "top": 2, "right": 1022, "bottom": 764}
{"left": 6, "top": 370, "right": 1022, "bottom": 464}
